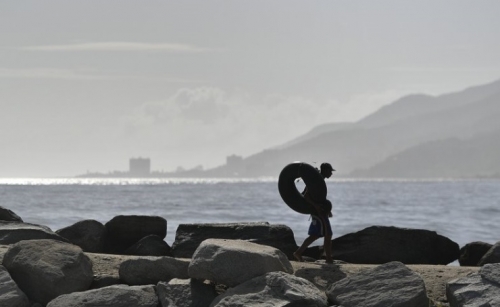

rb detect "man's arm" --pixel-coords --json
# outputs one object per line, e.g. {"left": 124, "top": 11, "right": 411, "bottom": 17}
{"left": 304, "top": 193, "right": 331, "bottom": 216}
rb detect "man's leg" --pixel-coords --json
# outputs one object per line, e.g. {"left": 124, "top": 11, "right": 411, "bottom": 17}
{"left": 293, "top": 235, "right": 319, "bottom": 262}
{"left": 324, "top": 233, "right": 333, "bottom": 263}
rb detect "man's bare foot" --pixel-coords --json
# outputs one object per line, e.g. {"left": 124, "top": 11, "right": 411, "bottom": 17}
{"left": 293, "top": 252, "right": 303, "bottom": 262}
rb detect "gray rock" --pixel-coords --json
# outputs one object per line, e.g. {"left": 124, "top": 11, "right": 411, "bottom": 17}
{"left": 171, "top": 222, "right": 298, "bottom": 259}
{"left": 326, "top": 261, "right": 429, "bottom": 307}
{"left": 90, "top": 274, "right": 121, "bottom": 289}
{"left": 332, "top": 225, "right": 459, "bottom": 264}
{"left": 105, "top": 215, "right": 167, "bottom": 253}
{"left": 478, "top": 241, "right": 500, "bottom": 266}
{"left": 210, "top": 271, "right": 328, "bottom": 307}
{"left": 0, "top": 221, "right": 67, "bottom": 245}
{"left": 459, "top": 241, "right": 493, "bottom": 266}
{"left": 188, "top": 239, "right": 293, "bottom": 287}
{"left": 0, "top": 206, "right": 23, "bottom": 222}
{"left": 0, "top": 265, "right": 30, "bottom": 307}
{"left": 157, "top": 278, "right": 217, "bottom": 307}
{"left": 447, "top": 263, "right": 500, "bottom": 307}
{"left": 124, "top": 234, "right": 171, "bottom": 256}
{"left": 119, "top": 256, "right": 190, "bottom": 285}
{"left": 56, "top": 219, "right": 107, "bottom": 253}
{"left": 46, "top": 284, "right": 158, "bottom": 307}
{"left": 2, "top": 239, "right": 93, "bottom": 305}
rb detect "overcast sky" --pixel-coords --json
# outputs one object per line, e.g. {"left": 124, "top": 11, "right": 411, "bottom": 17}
{"left": 1, "top": 1, "right": 499, "bottom": 177}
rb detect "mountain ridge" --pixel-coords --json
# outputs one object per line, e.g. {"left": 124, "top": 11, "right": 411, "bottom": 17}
{"left": 208, "top": 78, "right": 500, "bottom": 178}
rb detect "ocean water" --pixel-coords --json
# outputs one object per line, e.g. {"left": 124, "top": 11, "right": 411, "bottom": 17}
{"left": 0, "top": 178, "right": 499, "bottom": 249}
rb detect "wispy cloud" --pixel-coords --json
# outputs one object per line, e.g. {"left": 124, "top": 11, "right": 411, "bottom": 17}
{"left": 388, "top": 66, "right": 498, "bottom": 73}
{"left": 0, "top": 68, "right": 111, "bottom": 80}
{"left": 0, "top": 67, "right": 201, "bottom": 82}
{"left": 20, "top": 42, "right": 216, "bottom": 53}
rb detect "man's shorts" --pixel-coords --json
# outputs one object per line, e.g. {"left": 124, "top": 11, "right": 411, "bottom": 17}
{"left": 308, "top": 214, "right": 333, "bottom": 237}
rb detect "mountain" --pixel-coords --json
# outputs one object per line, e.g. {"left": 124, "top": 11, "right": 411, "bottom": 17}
{"left": 350, "top": 129, "right": 500, "bottom": 178}
{"left": 208, "top": 79, "right": 500, "bottom": 178}
{"left": 272, "top": 122, "right": 354, "bottom": 150}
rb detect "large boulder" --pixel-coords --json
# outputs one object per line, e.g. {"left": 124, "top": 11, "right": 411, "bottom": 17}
{"left": 0, "top": 265, "right": 30, "bottom": 307}
{"left": 0, "top": 221, "right": 67, "bottom": 245}
{"left": 459, "top": 241, "right": 493, "bottom": 266}
{"left": 0, "top": 206, "right": 23, "bottom": 222}
{"left": 56, "top": 219, "right": 107, "bottom": 253}
{"left": 447, "top": 263, "right": 500, "bottom": 307}
{"left": 478, "top": 241, "right": 500, "bottom": 266}
{"left": 104, "top": 215, "right": 167, "bottom": 253}
{"left": 124, "top": 234, "right": 171, "bottom": 256}
{"left": 188, "top": 239, "right": 293, "bottom": 287}
{"left": 210, "top": 271, "right": 328, "bottom": 307}
{"left": 326, "top": 261, "right": 429, "bottom": 307}
{"left": 157, "top": 278, "right": 217, "bottom": 307}
{"left": 46, "top": 284, "right": 158, "bottom": 307}
{"left": 2, "top": 239, "right": 93, "bottom": 305}
{"left": 171, "top": 222, "right": 298, "bottom": 259}
{"left": 331, "top": 225, "right": 459, "bottom": 264}
{"left": 119, "top": 256, "right": 190, "bottom": 285}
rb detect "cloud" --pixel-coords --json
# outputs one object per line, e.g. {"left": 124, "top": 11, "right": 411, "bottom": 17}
{"left": 120, "top": 87, "right": 419, "bottom": 170}
{"left": 0, "top": 67, "right": 113, "bottom": 80}
{"left": 387, "top": 66, "right": 498, "bottom": 73}
{"left": 0, "top": 67, "right": 200, "bottom": 82}
{"left": 20, "top": 42, "right": 216, "bottom": 53}
{"left": 123, "top": 87, "right": 362, "bottom": 165}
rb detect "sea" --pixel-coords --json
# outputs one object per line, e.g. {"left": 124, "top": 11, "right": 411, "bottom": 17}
{"left": 1, "top": 178, "right": 499, "bottom": 250}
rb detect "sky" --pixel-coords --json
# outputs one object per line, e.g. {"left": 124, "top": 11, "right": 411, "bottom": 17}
{"left": 1, "top": 1, "right": 500, "bottom": 177}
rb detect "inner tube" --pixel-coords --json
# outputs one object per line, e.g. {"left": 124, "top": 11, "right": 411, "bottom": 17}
{"left": 278, "top": 162, "right": 328, "bottom": 215}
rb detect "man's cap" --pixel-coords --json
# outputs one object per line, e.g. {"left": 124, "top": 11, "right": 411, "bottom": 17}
{"left": 320, "top": 162, "right": 335, "bottom": 172}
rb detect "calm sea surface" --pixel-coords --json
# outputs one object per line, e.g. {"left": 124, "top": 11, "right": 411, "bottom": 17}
{"left": 1, "top": 178, "right": 499, "bottom": 248}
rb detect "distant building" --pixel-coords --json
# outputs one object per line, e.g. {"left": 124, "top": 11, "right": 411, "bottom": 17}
{"left": 129, "top": 158, "right": 151, "bottom": 176}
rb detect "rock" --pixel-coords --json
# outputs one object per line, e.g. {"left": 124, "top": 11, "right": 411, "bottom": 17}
{"left": 46, "top": 284, "right": 158, "bottom": 307}
{"left": 104, "top": 215, "right": 167, "bottom": 253}
{"left": 210, "top": 271, "right": 328, "bottom": 307}
{"left": 302, "top": 245, "right": 323, "bottom": 260}
{"left": 459, "top": 241, "right": 493, "bottom": 266}
{"left": 171, "top": 222, "right": 298, "bottom": 259}
{"left": 2, "top": 239, "right": 93, "bottom": 305}
{"left": 90, "top": 274, "right": 121, "bottom": 289}
{"left": 0, "top": 265, "right": 30, "bottom": 307}
{"left": 119, "top": 256, "right": 190, "bottom": 285}
{"left": 0, "top": 221, "right": 67, "bottom": 245}
{"left": 157, "top": 278, "right": 217, "bottom": 307}
{"left": 188, "top": 239, "right": 293, "bottom": 287}
{"left": 332, "top": 225, "right": 459, "bottom": 264}
{"left": 326, "top": 261, "right": 429, "bottom": 307}
{"left": 0, "top": 206, "right": 23, "bottom": 222}
{"left": 447, "top": 263, "right": 500, "bottom": 307}
{"left": 478, "top": 241, "right": 500, "bottom": 266}
{"left": 56, "top": 219, "right": 107, "bottom": 253}
{"left": 292, "top": 261, "right": 348, "bottom": 291}
{"left": 124, "top": 234, "right": 171, "bottom": 256}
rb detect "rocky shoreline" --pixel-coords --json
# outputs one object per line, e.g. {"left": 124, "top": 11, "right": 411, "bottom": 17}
{"left": 0, "top": 206, "right": 498, "bottom": 307}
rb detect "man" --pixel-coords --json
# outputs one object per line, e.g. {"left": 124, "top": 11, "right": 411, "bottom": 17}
{"left": 293, "top": 162, "right": 335, "bottom": 263}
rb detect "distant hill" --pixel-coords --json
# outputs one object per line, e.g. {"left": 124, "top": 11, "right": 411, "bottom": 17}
{"left": 207, "top": 79, "right": 500, "bottom": 178}
{"left": 350, "top": 129, "right": 500, "bottom": 178}
{"left": 271, "top": 122, "right": 354, "bottom": 150}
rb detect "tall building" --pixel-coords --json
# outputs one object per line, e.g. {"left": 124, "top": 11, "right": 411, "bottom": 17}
{"left": 129, "top": 158, "right": 151, "bottom": 176}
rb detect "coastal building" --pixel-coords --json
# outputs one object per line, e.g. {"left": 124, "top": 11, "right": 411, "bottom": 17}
{"left": 129, "top": 157, "right": 151, "bottom": 176}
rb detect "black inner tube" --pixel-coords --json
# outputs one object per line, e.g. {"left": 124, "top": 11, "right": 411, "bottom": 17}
{"left": 278, "top": 162, "right": 327, "bottom": 215}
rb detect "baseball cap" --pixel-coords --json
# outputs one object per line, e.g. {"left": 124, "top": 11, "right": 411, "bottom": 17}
{"left": 320, "top": 163, "right": 335, "bottom": 172}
